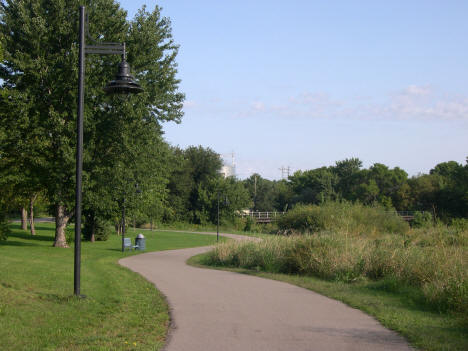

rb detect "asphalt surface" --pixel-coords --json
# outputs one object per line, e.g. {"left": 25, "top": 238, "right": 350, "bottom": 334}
{"left": 119, "top": 233, "right": 413, "bottom": 351}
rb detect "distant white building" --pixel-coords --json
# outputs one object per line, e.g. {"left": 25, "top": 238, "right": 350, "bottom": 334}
{"left": 220, "top": 164, "right": 235, "bottom": 178}
{"left": 220, "top": 152, "right": 236, "bottom": 178}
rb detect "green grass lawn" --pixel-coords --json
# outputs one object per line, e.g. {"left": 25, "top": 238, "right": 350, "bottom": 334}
{"left": 0, "top": 223, "right": 225, "bottom": 351}
{"left": 189, "top": 253, "right": 468, "bottom": 351}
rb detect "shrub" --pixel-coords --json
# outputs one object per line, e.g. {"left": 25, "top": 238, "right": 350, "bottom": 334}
{"left": 412, "top": 211, "right": 433, "bottom": 228}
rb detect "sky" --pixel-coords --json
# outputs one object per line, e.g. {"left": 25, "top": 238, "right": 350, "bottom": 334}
{"left": 119, "top": 0, "right": 468, "bottom": 180}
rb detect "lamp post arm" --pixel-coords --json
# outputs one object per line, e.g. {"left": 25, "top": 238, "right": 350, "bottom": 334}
{"left": 84, "top": 11, "right": 126, "bottom": 58}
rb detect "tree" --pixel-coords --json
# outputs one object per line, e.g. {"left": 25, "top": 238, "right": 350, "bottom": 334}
{"left": 165, "top": 146, "right": 222, "bottom": 224}
{"left": 289, "top": 167, "right": 338, "bottom": 205}
{"left": 332, "top": 158, "right": 363, "bottom": 200}
{"left": 428, "top": 160, "right": 468, "bottom": 218}
{"left": 1, "top": 1, "right": 184, "bottom": 246}
{"left": 272, "top": 180, "right": 293, "bottom": 212}
{"left": 354, "top": 163, "right": 408, "bottom": 209}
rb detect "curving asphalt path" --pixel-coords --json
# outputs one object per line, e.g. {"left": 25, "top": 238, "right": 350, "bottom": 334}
{"left": 119, "top": 233, "right": 413, "bottom": 351}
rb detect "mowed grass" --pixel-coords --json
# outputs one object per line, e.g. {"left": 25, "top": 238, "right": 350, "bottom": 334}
{"left": 0, "top": 223, "right": 225, "bottom": 351}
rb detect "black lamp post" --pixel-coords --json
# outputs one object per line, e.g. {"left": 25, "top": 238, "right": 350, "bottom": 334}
{"left": 120, "top": 183, "right": 141, "bottom": 252}
{"left": 74, "top": 6, "right": 142, "bottom": 297}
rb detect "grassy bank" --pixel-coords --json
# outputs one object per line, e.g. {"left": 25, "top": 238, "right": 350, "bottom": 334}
{"left": 0, "top": 223, "right": 225, "bottom": 351}
{"left": 196, "top": 226, "right": 468, "bottom": 351}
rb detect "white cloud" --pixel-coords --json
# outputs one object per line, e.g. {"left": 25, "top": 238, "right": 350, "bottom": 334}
{"left": 235, "top": 85, "right": 468, "bottom": 121}
{"left": 251, "top": 101, "right": 265, "bottom": 111}
{"left": 403, "top": 85, "right": 431, "bottom": 97}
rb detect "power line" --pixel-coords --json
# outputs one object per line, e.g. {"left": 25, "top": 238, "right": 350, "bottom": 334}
{"left": 279, "top": 166, "right": 291, "bottom": 179}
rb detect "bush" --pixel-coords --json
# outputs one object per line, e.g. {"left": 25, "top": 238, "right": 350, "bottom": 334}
{"left": 65, "top": 226, "right": 75, "bottom": 245}
{"left": 277, "top": 202, "right": 409, "bottom": 236}
{"left": 412, "top": 211, "right": 433, "bottom": 228}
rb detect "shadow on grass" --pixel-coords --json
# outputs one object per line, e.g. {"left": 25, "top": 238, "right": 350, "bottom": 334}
{"left": 9, "top": 231, "right": 53, "bottom": 242}
{"left": 9, "top": 223, "right": 55, "bottom": 232}
{"left": 0, "top": 240, "right": 40, "bottom": 247}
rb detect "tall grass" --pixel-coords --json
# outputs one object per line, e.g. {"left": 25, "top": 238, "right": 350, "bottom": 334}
{"left": 277, "top": 201, "right": 409, "bottom": 235}
{"left": 206, "top": 226, "right": 468, "bottom": 315}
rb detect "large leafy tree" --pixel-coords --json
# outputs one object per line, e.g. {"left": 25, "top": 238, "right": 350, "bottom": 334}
{"left": 0, "top": 0, "right": 184, "bottom": 246}
{"left": 166, "top": 146, "right": 240, "bottom": 224}
{"left": 428, "top": 160, "right": 468, "bottom": 218}
{"left": 182, "top": 146, "right": 223, "bottom": 224}
{"left": 332, "top": 158, "right": 363, "bottom": 200}
{"left": 289, "top": 167, "right": 338, "bottom": 205}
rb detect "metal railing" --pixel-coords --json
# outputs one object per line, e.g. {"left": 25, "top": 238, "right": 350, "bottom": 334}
{"left": 240, "top": 211, "right": 286, "bottom": 222}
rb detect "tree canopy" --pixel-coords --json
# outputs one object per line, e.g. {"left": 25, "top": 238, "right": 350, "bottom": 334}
{"left": 0, "top": 0, "right": 184, "bottom": 245}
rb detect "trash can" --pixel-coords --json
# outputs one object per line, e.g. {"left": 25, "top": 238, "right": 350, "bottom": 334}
{"left": 135, "top": 233, "right": 146, "bottom": 251}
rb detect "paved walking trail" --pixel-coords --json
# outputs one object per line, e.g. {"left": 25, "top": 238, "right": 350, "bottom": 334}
{"left": 120, "top": 233, "right": 413, "bottom": 351}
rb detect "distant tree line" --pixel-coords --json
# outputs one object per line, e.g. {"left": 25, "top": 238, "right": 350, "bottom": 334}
{"left": 242, "top": 158, "right": 468, "bottom": 221}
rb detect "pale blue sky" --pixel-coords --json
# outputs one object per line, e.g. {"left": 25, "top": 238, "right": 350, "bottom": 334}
{"left": 120, "top": 0, "right": 468, "bottom": 179}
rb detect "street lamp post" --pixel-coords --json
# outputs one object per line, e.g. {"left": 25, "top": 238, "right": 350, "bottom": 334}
{"left": 121, "top": 197, "right": 126, "bottom": 252}
{"left": 74, "top": 6, "right": 142, "bottom": 297}
{"left": 217, "top": 194, "right": 220, "bottom": 242}
{"left": 120, "top": 184, "right": 141, "bottom": 252}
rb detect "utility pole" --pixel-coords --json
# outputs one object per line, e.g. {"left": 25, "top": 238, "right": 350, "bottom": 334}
{"left": 254, "top": 174, "right": 257, "bottom": 211}
{"left": 279, "top": 166, "right": 291, "bottom": 179}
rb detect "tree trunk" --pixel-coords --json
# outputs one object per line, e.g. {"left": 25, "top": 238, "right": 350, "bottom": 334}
{"left": 150, "top": 219, "right": 153, "bottom": 231}
{"left": 90, "top": 223, "right": 95, "bottom": 243}
{"left": 29, "top": 194, "right": 37, "bottom": 236}
{"left": 53, "top": 204, "right": 70, "bottom": 248}
{"left": 21, "top": 207, "right": 28, "bottom": 230}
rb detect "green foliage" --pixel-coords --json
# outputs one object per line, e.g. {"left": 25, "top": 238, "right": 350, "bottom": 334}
{"left": 83, "top": 215, "right": 112, "bottom": 241}
{"left": 451, "top": 218, "right": 468, "bottom": 233}
{"left": 289, "top": 167, "right": 338, "bottom": 205}
{"left": 242, "top": 175, "right": 293, "bottom": 212}
{"left": 164, "top": 146, "right": 251, "bottom": 225}
{"left": 412, "top": 211, "right": 433, "bottom": 228}
{"left": 244, "top": 216, "right": 254, "bottom": 232}
{"left": 240, "top": 157, "right": 467, "bottom": 223}
{"left": 0, "top": 1, "right": 184, "bottom": 244}
{"left": 277, "top": 202, "right": 409, "bottom": 235}
{"left": 0, "top": 210, "right": 10, "bottom": 240}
